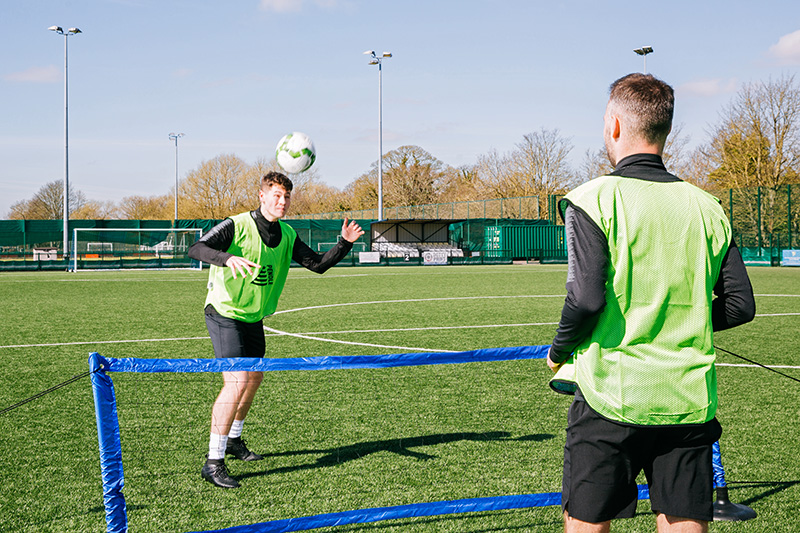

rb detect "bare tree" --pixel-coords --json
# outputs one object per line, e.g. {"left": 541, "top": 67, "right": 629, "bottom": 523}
{"left": 7, "top": 180, "right": 86, "bottom": 220}
{"left": 72, "top": 200, "right": 118, "bottom": 219}
{"left": 681, "top": 147, "right": 717, "bottom": 190}
{"left": 474, "top": 129, "right": 574, "bottom": 217}
{"left": 662, "top": 123, "right": 692, "bottom": 176}
{"left": 381, "top": 145, "right": 450, "bottom": 208}
{"left": 474, "top": 148, "right": 516, "bottom": 198}
{"left": 705, "top": 74, "right": 800, "bottom": 236}
{"left": 512, "top": 128, "right": 575, "bottom": 196}
{"left": 578, "top": 148, "right": 613, "bottom": 186}
{"left": 118, "top": 195, "right": 172, "bottom": 220}
{"left": 290, "top": 180, "right": 346, "bottom": 215}
{"left": 180, "top": 154, "right": 253, "bottom": 219}
{"left": 438, "top": 164, "right": 483, "bottom": 203}
{"left": 343, "top": 172, "right": 378, "bottom": 212}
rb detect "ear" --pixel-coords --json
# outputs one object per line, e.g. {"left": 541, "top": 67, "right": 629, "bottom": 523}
{"left": 611, "top": 115, "right": 622, "bottom": 141}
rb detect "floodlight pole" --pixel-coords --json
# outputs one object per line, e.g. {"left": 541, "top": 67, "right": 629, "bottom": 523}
{"left": 364, "top": 50, "right": 392, "bottom": 221}
{"left": 49, "top": 25, "right": 81, "bottom": 263}
{"left": 633, "top": 46, "right": 654, "bottom": 74}
{"left": 168, "top": 133, "right": 185, "bottom": 227}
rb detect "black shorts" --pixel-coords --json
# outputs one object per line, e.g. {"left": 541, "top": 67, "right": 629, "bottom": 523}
{"left": 204, "top": 305, "right": 266, "bottom": 358}
{"left": 562, "top": 392, "right": 722, "bottom": 523}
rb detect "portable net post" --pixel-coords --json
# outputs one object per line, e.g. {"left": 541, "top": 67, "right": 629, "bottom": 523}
{"left": 712, "top": 440, "right": 756, "bottom": 521}
{"left": 90, "top": 353, "right": 128, "bottom": 533}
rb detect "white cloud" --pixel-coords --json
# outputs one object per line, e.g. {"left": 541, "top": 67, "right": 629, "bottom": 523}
{"left": 4, "top": 65, "right": 60, "bottom": 83}
{"left": 769, "top": 29, "right": 800, "bottom": 65}
{"left": 677, "top": 78, "right": 738, "bottom": 98}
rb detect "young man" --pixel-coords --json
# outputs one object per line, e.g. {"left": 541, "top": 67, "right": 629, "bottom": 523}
{"left": 188, "top": 171, "right": 364, "bottom": 489}
{"left": 547, "top": 74, "right": 755, "bottom": 532}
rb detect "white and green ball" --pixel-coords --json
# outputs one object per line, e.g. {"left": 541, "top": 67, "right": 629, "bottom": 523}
{"left": 275, "top": 132, "right": 316, "bottom": 174}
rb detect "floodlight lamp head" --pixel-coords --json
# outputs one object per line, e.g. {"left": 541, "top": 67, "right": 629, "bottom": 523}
{"left": 382, "top": 52, "right": 392, "bottom": 58}
{"left": 363, "top": 50, "right": 376, "bottom": 57}
{"left": 368, "top": 58, "right": 379, "bottom": 65}
{"left": 49, "top": 25, "right": 64, "bottom": 33}
{"left": 67, "top": 28, "right": 82, "bottom": 34}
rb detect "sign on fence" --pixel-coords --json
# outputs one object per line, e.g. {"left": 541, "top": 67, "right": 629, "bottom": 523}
{"left": 782, "top": 249, "right": 800, "bottom": 266}
{"left": 359, "top": 251, "right": 381, "bottom": 264}
{"left": 423, "top": 250, "right": 448, "bottom": 265}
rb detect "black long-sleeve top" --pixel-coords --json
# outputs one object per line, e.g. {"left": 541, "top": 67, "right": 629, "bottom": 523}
{"left": 549, "top": 154, "right": 756, "bottom": 364}
{"left": 187, "top": 209, "right": 353, "bottom": 274}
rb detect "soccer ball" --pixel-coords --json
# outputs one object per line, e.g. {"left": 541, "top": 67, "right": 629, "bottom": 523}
{"left": 275, "top": 132, "right": 316, "bottom": 174}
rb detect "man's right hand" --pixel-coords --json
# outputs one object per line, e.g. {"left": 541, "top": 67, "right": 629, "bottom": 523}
{"left": 225, "top": 256, "right": 260, "bottom": 279}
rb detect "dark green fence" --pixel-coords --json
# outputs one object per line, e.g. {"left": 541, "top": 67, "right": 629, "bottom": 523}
{"left": 0, "top": 219, "right": 373, "bottom": 271}
{"left": 3, "top": 182, "right": 797, "bottom": 271}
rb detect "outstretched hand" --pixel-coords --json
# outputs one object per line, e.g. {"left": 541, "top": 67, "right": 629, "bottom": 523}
{"left": 225, "top": 255, "right": 260, "bottom": 280}
{"left": 341, "top": 218, "right": 365, "bottom": 243}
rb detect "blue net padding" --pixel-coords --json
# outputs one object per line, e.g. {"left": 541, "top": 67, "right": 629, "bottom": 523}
{"left": 195, "top": 486, "right": 651, "bottom": 533}
{"left": 90, "top": 353, "right": 128, "bottom": 533}
{"left": 100, "top": 344, "right": 551, "bottom": 374}
{"left": 712, "top": 440, "right": 726, "bottom": 488}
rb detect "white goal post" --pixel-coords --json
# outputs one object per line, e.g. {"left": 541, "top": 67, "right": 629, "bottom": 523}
{"left": 317, "top": 241, "right": 368, "bottom": 253}
{"left": 71, "top": 228, "right": 203, "bottom": 272}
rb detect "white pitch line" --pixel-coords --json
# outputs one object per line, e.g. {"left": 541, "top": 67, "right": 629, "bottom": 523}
{"left": 3, "top": 294, "right": 797, "bottom": 350}
{"left": 0, "top": 278, "right": 202, "bottom": 283}
{"left": 0, "top": 323, "right": 557, "bottom": 350}
{"left": 263, "top": 326, "right": 455, "bottom": 353}
{"left": 264, "top": 322, "right": 559, "bottom": 337}
{"left": 287, "top": 266, "right": 567, "bottom": 280}
{"left": 0, "top": 337, "right": 210, "bottom": 349}
{"left": 717, "top": 363, "right": 800, "bottom": 370}
{"left": 271, "top": 295, "right": 564, "bottom": 316}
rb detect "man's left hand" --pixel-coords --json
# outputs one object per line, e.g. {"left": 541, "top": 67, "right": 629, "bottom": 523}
{"left": 547, "top": 346, "right": 563, "bottom": 373}
{"left": 341, "top": 218, "right": 365, "bottom": 243}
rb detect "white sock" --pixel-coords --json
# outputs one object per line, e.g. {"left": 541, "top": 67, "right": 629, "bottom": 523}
{"left": 228, "top": 419, "right": 244, "bottom": 439}
{"left": 208, "top": 433, "right": 228, "bottom": 460}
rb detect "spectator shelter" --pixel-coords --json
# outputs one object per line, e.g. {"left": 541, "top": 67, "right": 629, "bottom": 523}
{"left": 370, "top": 219, "right": 465, "bottom": 260}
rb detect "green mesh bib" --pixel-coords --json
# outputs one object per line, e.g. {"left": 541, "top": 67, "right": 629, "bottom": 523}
{"left": 560, "top": 176, "right": 731, "bottom": 425}
{"left": 205, "top": 212, "right": 296, "bottom": 323}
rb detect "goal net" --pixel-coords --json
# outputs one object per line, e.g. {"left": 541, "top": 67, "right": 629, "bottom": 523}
{"left": 316, "top": 241, "right": 368, "bottom": 253}
{"left": 72, "top": 228, "right": 203, "bottom": 271}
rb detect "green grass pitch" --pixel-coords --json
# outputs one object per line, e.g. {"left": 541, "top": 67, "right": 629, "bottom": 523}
{"left": 0, "top": 264, "right": 798, "bottom": 532}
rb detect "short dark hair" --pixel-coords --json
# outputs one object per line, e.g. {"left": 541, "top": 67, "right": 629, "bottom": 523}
{"left": 608, "top": 73, "right": 674, "bottom": 145}
{"left": 261, "top": 171, "right": 293, "bottom": 192}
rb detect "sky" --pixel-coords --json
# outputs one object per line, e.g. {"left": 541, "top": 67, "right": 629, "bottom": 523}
{"left": 2, "top": 0, "right": 800, "bottom": 218}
